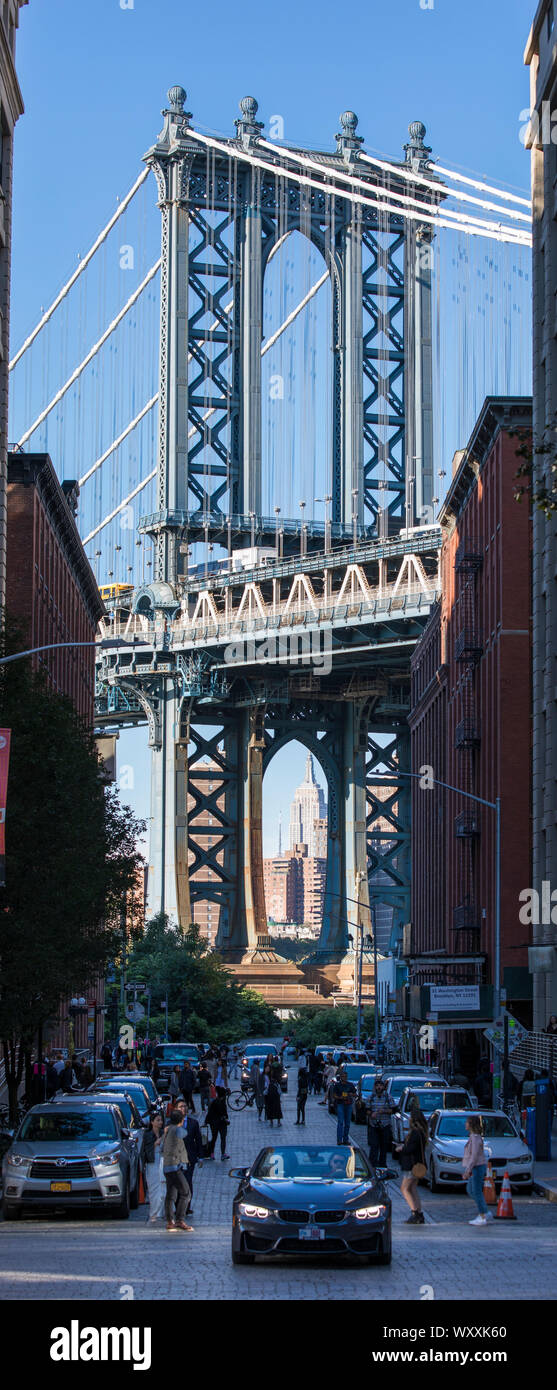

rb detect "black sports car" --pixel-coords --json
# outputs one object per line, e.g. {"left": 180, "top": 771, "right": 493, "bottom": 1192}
{"left": 229, "top": 1144, "right": 393, "bottom": 1265}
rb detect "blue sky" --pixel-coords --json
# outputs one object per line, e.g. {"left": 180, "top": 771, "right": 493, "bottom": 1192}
{"left": 10, "top": 0, "right": 534, "bottom": 854}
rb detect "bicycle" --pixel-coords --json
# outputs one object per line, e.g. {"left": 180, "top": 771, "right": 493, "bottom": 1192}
{"left": 228, "top": 1086, "right": 257, "bottom": 1112}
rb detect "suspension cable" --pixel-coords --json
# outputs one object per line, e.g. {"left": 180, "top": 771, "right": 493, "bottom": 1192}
{"left": 9, "top": 170, "right": 150, "bottom": 372}
{"left": 189, "top": 129, "right": 530, "bottom": 246}
{"left": 260, "top": 136, "right": 531, "bottom": 232}
{"left": 431, "top": 161, "right": 531, "bottom": 207}
{"left": 83, "top": 468, "right": 156, "bottom": 544}
{"left": 78, "top": 394, "right": 159, "bottom": 487}
{"left": 15, "top": 260, "right": 161, "bottom": 449}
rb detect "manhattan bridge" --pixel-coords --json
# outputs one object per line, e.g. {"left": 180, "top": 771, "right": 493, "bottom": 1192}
{"left": 9, "top": 88, "right": 531, "bottom": 992}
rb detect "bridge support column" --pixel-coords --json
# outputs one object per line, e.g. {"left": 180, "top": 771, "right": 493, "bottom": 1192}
{"left": 239, "top": 194, "right": 262, "bottom": 516}
{"left": 147, "top": 679, "right": 189, "bottom": 927}
{"left": 219, "top": 708, "right": 269, "bottom": 960}
{"left": 404, "top": 223, "right": 434, "bottom": 528}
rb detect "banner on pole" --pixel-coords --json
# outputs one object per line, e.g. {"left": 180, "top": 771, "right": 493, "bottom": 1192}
{"left": 0, "top": 729, "right": 11, "bottom": 887}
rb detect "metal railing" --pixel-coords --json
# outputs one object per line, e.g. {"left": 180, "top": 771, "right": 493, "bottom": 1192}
{"left": 508, "top": 1031, "right": 557, "bottom": 1080}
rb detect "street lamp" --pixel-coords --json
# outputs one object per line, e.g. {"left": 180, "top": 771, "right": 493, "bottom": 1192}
{"left": 314, "top": 495, "right": 332, "bottom": 554}
{"left": 0, "top": 636, "right": 150, "bottom": 666}
{"left": 299, "top": 500, "right": 307, "bottom": 559}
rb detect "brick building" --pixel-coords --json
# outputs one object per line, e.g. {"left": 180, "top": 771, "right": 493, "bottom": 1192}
{"left": 6, "top": 451, "right": 104, "bottom": 725}
{"left": 408, "top": 397, "right": 532, "bottom": 1076}
{"left": 6, "top": 450, "right": 106, "bottom": 1054}
{"left": 0, "top": 1, "right": 27, "bottom": 608}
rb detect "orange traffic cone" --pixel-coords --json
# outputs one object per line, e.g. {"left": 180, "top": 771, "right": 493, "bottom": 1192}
{"left": 494, "top": 1170, "right": 516, "bottom": 1220}
{"left": 138, "top": 1168, "right": 146, "bottom": 1206}
{"left": 483, "top": 1161, "right": 497, "bottom": 1205}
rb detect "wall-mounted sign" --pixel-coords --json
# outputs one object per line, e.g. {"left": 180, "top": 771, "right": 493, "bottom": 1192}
{"left": 429, "top": 985, "right": 480, "bottom": 1012}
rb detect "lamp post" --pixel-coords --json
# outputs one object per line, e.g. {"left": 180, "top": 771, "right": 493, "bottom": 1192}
{"left": 379, "top": 771, "right": 502, "bottom": 1096}
{"left": 299, "top": 500, "right": 306, "bottom": 559}
{"left": 314, "top": 495, "right": 332, "bottom": 554}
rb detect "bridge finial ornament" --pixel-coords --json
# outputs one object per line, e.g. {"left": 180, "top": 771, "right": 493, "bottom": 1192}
{"left": 403, "top": 120, "right": 433, "bottom": 170}
{"left": 235, "top": 95, "right": 264, "bottom": 149}
{"left": 335, "top": 110, "right": 364, "bottom": 164}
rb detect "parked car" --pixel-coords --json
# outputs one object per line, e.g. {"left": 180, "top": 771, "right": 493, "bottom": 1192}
{"left": 425, "top": 1109, "right": 534, "bottom": 1193}
{"left": 90, "top": 1078, "right": 153, "bottom": 1123}
{"left": 2, "top": 1102, "right": 137, "bottom": 1219}
{"left": 151, "top": 1043, "right": 201, "bottom": 1089}
{"left": 327, "top": 1065, "right": 377, "bottom": 1115}
{"left": 241, "top": 1053, "right": 288, "bottom": 1092}
{"left": 94, "top": 1071, "right": 163, "bottom": 1115}
{"left": 58, "top": 1091, "right": 147, "bottom": 1186}
{"left": 229, "top": 1143, "right": 394, "bottom": 1265}
{"left": 391, "top": 1086, "right": 475, "bottom": 1146}
{"left": 384, "top": 1072, "right": 447, "bottom": 1106}
{"left": 242, "top": 1044, "right": 279, "bottom": 1058}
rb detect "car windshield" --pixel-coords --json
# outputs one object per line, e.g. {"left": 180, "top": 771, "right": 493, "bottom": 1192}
{"left": 390, "top": 1076, "right": 444, "bottom": 1099}
{"left": 437, "top": 1115, "right": 517, "bottom": 1139}
{"left": 100, "top": 1085, "right": 148, "bottom": 1112}
{"left": 252, "top": 1146, "right": 371, "bottom": 1180}
{"left": 91, "top": 1096, "right": 134, "bottom": 1125}
{"left": 19, "top": 1111, "right": 117, "bottom": 1142}
{"left": 344, "top": 1065, "right": 374, "bottom": 1080}
{"left": 244, "top": 1046, "right": 277, "bottom": 1056}
{"left": 405, "top": 1090, "right": 463, "bottom": 1113}
{"left": 154, "top": 1046, "right": 199, "bottom": 1062}
{"left": 360, "top": 1072, "right": 379, "bottom": 1090}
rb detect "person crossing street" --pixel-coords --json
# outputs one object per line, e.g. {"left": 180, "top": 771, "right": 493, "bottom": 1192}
{"left": 332, "top": 1067, "right": 357, "bottom": 1145}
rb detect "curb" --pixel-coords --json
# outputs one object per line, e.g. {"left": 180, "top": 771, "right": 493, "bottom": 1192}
{"left": 534, "top": 1179, "right": 557, "bottom": 1203}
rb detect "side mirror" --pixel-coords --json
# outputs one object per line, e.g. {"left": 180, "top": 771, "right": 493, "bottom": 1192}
{"left": 228, "top": 1166, "right": 248, "bottom": 1179}
{"left": 121, "top": 1127, "right": 130, "bottom": 1139}
{"left": 375, "top": 1167, "right": 398, "bottom": 1181}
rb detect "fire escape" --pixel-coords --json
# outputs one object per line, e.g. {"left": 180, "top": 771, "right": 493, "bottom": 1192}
{"left": 453, "top": 540, "right": 485, "bottom": 978}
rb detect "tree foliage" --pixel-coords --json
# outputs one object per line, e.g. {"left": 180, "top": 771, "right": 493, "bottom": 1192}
{"left": 0, "top": 623, "right": 145, "bottom": 1116}
{"left": 285, "top": 1005, "right": 375, "bottom": 1051}
{"left": 122, "top": 912, "right": 281, "bottom": 1043}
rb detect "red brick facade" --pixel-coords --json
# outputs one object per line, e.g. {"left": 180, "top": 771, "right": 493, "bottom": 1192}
{"left": 408, "top": 398, "right": 533, "bottom": 1063}
{"left": 6, "top": 453, "right": 103, "bottom": 726}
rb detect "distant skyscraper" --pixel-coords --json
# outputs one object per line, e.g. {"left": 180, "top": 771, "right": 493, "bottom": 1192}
{"left": 289, "top": 753, "right": 326, "bottom": 858}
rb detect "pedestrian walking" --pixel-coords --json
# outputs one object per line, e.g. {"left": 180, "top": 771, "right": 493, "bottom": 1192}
{"left": 249, "top": 1056, "right": 260, "bottom": 1091}
{"left": 206, "top": 1088, "right": 230, "bottom": 1160}
{"left": 265, "top": 1077, "right": 283, "bottom": 1127}
{"left": 197, "top": 1062, "right": 212, "bottom": 1112}
{"left": 254, "top": 1065, "right": 267, "bottom": 1120}
{"left": 168, "top": 1065, "right": 181, "bottom": 1104}
{"left": 295, "top": 1067, "right": 308, "bottom": 1125}
{"left": 179, "top": 1059, "right": 197, "bottom": 1113}
{"left": 214, "top": 1056, "right": 229, "bottom": 1093}
{"left": 181, "top": 1106, "right": 204, "bottom": 1215}
{"left": 162, "top": 1111, "right": 193, "bottom": 1232}
{"left": 332, "top": 1067, "right": 356, "bottom": 1145}
{"left": 320, "top": 1054, "right": 335, "bottom": 1106}
{"left": 394, "top": 1113, "right": 428, "bottom": 1225}
{"left": 367, "top": 1077, "right": 396, "bottom": 1167}
{"left": 229, "top": 1046, "right": 240, "bottom": 1079}
{"left": 463, "top": 1115, "right": 492, "bottom": 1226}
{"left": 144, "top": 1113, "right": 165, "bottom": 1223}
{"left": 101, "top": 1042, "right": 113, "bottom": 1071}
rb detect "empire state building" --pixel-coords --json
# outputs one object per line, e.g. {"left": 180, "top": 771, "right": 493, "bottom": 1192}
{"left": 289, "top": 753, "right": 327, "bottom": 858}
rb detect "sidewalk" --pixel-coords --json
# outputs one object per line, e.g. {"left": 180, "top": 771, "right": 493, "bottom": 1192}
{"left": 533, "top": 1117, "right": 557, "bottom": 1201}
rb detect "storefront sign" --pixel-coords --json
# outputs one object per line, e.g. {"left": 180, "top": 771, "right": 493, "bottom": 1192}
{"left": 429, "top": 985, "right": 480, "bottom": 1012}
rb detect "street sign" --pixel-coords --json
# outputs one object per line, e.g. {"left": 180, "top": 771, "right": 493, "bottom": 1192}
{"left": 483, "top": 1010, "right": 527, "bottom": 1053}
{"left": 125, "top": 1002, "right": 145, "bottom": 1023}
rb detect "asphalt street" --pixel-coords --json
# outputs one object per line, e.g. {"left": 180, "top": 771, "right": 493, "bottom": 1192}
{"left": 1, "top": 1065, "right": 556, "bottom": 1301}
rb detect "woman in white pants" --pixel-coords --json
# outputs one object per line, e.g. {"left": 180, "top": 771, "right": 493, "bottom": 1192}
{"left": 144, "top": 1114, "right": 165, "bottom": 1222}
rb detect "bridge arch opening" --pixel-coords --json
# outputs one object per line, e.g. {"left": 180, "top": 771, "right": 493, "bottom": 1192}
{"left": 261, "top": 231, "right": 332, "bottom": 523}
{"left": 262, "top": 738, "right": 329, "bottom": 947}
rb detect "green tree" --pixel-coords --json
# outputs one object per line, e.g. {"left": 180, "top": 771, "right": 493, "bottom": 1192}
{"left": 285, "top": 1005, "right": 375, "bottom": 1051}
{"left": 0, "top": 627, "right": 145, "bottom": 1121}
{"left": 122, "top": 912, "right": 281, "bottom": 1043}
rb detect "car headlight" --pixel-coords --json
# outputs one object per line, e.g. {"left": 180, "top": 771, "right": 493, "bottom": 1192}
{"left": 94, "top": 1150, "right": 122, "bottom": 1169}
{"left": 355, "top": 1204, "right": 387, "bottom": 1220}
{"left": 238, "top": 1203, "right": 271, "bottom": 1219}
{"left": 514, "top": 1154, "right": 532, "bottom": 1164}
{"left": 437, "top": 1153, "right": 461, "bottom": 1163}
{"left": 7, "top": 1154, "right": 30, "bottom": 1169}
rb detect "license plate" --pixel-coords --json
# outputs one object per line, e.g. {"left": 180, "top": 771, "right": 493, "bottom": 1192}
{"left": 50, "top": 1181, "right": 72, "bottom": 1192}
{"left": 299, "top": 1225, "right": 325, "bottom": 1241}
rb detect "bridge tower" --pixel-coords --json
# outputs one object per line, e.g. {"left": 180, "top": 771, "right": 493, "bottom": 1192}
{"left": 97, "top": 88, "right": 441, "bottom": 988}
